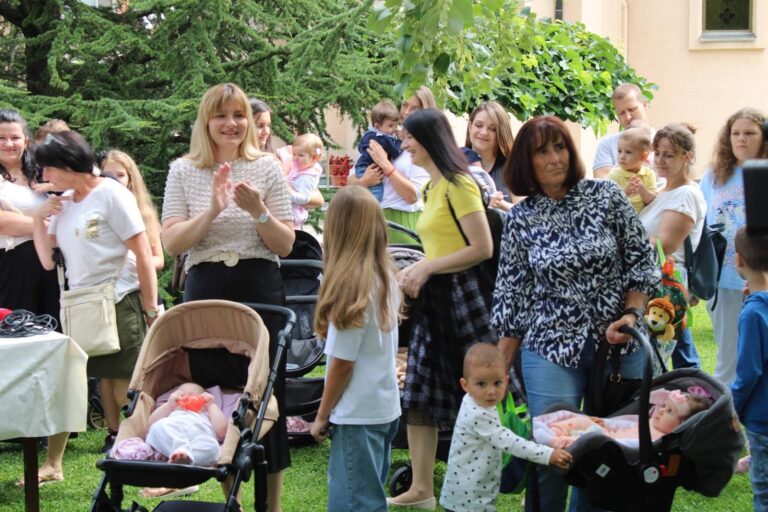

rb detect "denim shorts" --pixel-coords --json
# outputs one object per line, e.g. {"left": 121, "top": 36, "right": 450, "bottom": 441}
{"left": 327, "top": 419, "right": 399, "bottom": 512}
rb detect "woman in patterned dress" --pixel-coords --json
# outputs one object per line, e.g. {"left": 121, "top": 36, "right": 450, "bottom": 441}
{"left": 491, "top": 116, "right": 658, "bottom": 512}
{"left": 161, "top": 83, "right": 294, "bottom": 512}
{"left": 387, "top": 108, "right": 495, "bottom": 509}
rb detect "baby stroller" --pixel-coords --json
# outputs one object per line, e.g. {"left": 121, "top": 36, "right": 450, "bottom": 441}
{"left": 281, "top": 230, "right": 325, "bottom": 444}
{"left": 90, "top": 300, "right": 295, "bottom": 512}
{"left": 553, "top": 326, "right": 744, "bottom": 512}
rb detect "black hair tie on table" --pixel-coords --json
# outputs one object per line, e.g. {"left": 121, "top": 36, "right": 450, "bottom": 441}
{"left": 0, "top": 310, "right": 58, "bottom": 338}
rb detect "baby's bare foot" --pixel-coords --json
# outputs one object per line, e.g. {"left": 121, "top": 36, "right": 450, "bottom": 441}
{"left": 170, "top": 449, "right": 192, "bottom": 465}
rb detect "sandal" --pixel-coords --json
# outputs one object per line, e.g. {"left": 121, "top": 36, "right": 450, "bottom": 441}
{"left": 138, "top": 485, "right": 199, "bottom": 498}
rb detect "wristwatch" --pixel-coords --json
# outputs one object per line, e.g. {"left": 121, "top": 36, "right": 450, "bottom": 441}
{"left": 144, "top": 308, "right": 159, "bottom": 319}
{"left": 621, "top": 307, "right": 644, "bottom": 322}
{"left": 256, "top": 211, "right": 270, "bottom": 224}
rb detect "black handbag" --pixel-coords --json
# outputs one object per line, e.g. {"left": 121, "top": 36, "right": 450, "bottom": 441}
{"left": 684, "top": 223, "right": 726, "bottom": 304}
{"left": 592, "top": 342, "right": 642, "bottom": 417}
{"left": 443, "top": 181, "right": 505, "bottom": 284}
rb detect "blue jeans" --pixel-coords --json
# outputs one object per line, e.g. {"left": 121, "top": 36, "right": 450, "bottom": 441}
{"left": 748, "top": 430, "right": 768, "bottom": 512}
{"left": 671, "top": 327, "right": 701, "bottom": 369}
{"left": 522, "top": 348, "right": 645, "bottom": 512}
{"left": 327, "top": 419, "right": 399, "bottom": 512}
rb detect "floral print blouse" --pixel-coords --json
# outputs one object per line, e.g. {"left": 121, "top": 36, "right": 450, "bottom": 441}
{"left": 491, "top": 180, "right": 659, "bottom": 368}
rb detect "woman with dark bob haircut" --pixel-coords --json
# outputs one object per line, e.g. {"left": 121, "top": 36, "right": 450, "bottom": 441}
{"left": 30, "top": 130, "right": 157, "bottom": 485}
{"left": 491, "top": 116, "right": 659, "bottom": 511}
{"left": 388, "top": 108, "right": 495, "bottom": 509}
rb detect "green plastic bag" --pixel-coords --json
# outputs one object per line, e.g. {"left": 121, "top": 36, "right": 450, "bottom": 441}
{"left": 497, "top": 392, "right": 532, "bottom": 494}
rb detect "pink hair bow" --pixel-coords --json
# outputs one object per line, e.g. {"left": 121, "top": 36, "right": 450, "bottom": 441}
{"left": 687, "top": 385, "right": 712, "bottom": 400}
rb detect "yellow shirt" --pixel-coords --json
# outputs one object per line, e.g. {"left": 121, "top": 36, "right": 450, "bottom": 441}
{"left": 417, "top": 173, "right": 484, "bottom": 260}
{"left": 606, "top": 165, "right": 657, "bottom": 213}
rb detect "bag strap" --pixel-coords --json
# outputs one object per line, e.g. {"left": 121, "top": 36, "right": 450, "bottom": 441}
{"left": 444, "top": 175, "right": 488, "bottom": 247}
{"left": 445, "top": 189, "right": 471, "bottom": 247}
{"left": 55, "top": 248, "right": 127, "bottom": 293}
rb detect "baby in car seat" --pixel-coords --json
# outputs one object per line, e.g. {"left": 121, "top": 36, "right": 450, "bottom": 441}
{"left": 536, "top": 390, "right": 713, "bottom": 449}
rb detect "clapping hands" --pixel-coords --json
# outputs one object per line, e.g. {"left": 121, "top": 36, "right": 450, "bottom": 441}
{"left": 210, "top": 163, "right": 233, "bottom": 216}
{"left": 209, "top": 163, "right": 267, "bottom": 218}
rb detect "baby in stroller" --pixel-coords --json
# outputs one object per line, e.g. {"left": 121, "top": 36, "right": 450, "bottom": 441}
{"left": 145, "top": 382, "right": 227, "bottom": 466}
{"left": 535, "top": 390, "right": 713, "bottom": 449}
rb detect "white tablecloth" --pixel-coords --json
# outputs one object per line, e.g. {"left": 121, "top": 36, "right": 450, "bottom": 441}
{"left": 0, "top": 331, "right": 87, "bottom": 440}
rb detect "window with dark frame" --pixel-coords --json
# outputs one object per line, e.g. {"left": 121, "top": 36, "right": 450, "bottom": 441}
{"left": 704, "top": 0, "right": 751, "bottom": 31}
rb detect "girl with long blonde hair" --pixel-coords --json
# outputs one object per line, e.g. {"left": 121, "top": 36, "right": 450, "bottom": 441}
{"left": 101, "top": 150, "right": 164, "bottom": 270}
{"left": 310, "top": 185, "right": 403, "bottom": 512}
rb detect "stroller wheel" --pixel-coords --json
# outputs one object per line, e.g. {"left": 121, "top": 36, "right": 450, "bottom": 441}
{"left": 87, "top": 402, "right": 108, "bottom": 430}
{"left": 389, "top": 465, "right": 413, "bottom": 497}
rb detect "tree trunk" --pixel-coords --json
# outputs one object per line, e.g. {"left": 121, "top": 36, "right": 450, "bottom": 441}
{"left": 0, "top": 0, "right": 61, "bottom": 95}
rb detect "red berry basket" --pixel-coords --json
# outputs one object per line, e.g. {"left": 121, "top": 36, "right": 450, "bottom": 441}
{"left": 328, "top": 155, "right": 353, "bottom": 187}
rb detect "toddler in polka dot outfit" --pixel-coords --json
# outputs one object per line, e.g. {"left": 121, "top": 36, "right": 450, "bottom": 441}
{"left": 440, "top": 343, "right": 572, "bottom": 512}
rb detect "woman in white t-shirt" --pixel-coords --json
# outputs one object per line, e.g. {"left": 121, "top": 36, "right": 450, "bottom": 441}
{"left": 0, "top": 109, "right": 59, "bottom": 323}
{"left": 31, "top": 130, "right": 157, "bottom": 485}
{"left": 639, "top": 123, "right": 706, "bottom": 370}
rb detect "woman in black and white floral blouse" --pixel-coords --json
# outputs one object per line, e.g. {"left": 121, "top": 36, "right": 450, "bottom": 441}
{"left": 491, "top": 116, "right": 658, "bottom": 512}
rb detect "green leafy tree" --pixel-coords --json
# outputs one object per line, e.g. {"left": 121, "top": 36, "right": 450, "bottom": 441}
{"left": 369, "top": 0, "right": 655, "bottom": 133}
{"left": 0, "top": 0, "right": 392, "bottom": 190}
{"left": 0, "top": 0, "right": 392, "bottom": 301}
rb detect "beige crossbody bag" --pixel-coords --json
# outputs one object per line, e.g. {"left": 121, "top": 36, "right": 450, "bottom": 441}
{"left": 56, "top": 252, "right": 126, "bottom": 357}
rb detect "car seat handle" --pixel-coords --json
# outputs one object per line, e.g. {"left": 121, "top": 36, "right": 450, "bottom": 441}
{"left": 618, "top": 325, "right": 657, "bottom": 471}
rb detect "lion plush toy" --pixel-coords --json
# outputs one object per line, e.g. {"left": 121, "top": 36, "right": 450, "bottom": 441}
{"left": 645, "top": 297, "right": 676, "bottom": 342}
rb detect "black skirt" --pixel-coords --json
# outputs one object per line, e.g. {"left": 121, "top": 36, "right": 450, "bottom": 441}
{"left": 184, "top": 257, "right": 290, "bottom": 474}
{"left": 0, "top": 241, "right": 60, "bottom": 325}
{"left": 402, "top": 265, "right": 495, "bottom": 429}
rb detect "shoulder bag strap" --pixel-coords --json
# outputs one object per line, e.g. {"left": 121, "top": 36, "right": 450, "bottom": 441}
{"left": 445, "top": 188, "right": 470, "bottom": 246}
{"left": 55, "top": 249, "right": 127, "bottom": 293}
{"left": 683, "top": 235, "right": 694, "bottom": 278}
{"left": 445, "top": 175, "right": 488, "bottom": 247}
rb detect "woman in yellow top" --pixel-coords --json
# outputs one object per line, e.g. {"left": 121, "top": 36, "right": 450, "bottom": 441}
{"left": 388, "top": 108, "right": 495, "bottom": 509}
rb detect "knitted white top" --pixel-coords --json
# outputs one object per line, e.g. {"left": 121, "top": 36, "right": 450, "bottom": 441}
{"left": 161, "top": 156, "right": 292, "bottom": 271}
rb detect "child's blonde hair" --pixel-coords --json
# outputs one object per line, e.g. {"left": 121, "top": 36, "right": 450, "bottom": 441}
{"left": 619, "top": 127, "right": 652, "bottom": 153}
{"left": 314, "top": 186, "right": 402, "bottom": 338}
{"left": 463, "top": 342, "right": 505, "bottom": 378}
{"left": 101, "top": 149, "right": 161, "bottom": 248}
{"left": 293, "top": 133, "right": 324, "bottom": 161}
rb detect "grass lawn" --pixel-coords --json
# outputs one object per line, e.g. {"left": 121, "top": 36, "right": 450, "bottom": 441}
{"left": 0, "top": 303, "right": 753, "bottom": 511}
